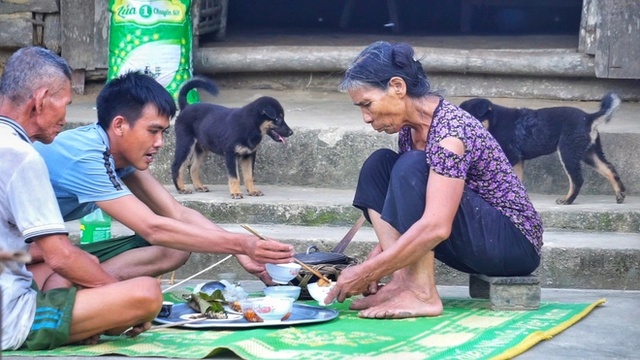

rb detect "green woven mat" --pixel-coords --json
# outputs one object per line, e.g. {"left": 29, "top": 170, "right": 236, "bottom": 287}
{"left": 8, "top": 292, "right": 604, "bottom": 360}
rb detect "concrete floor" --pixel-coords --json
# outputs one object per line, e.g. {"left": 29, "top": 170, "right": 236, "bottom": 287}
{"left": 3, "top": 282, "right": 639, "bottom": 359}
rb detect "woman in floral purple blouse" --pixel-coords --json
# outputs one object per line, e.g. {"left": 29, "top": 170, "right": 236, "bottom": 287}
{"left": 325, "top": 41, "right": 543, "bottom": 319}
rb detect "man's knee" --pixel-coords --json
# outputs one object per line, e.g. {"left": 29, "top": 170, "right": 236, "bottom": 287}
{"left": 128, "top": 277, "right": 164, "bottom": 311}
{"left": 161, "top": 247, "right": 191, "bottom": 268}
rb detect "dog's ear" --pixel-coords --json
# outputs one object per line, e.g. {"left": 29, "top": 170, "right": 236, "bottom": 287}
{"left": 261, "top": 106, "right": 278, "bottom": 120}
{"left": 471, "top": 99, "right": 493, "bottom": 118}
{"left": 471, "top": 100, "right": 495, "bottom": 130}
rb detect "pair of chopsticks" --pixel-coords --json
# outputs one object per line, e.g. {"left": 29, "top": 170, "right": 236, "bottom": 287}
{"left": 161, "top": 255, "right": 232, "bottom": 293}
{"left": 119, "top": 315, "right": 208, "bottom": 336}
{"left": 240, "top": 224, "right": 332, "bottom": 286}
{"left": 150, "top": 316, "right": 208, "bottom": 330}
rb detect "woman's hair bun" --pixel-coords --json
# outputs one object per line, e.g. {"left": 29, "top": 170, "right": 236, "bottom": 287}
{"left": 392, "top": 43, "right": 415, "bottom": 69}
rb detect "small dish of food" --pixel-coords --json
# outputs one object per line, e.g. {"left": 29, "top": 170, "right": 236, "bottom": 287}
{"left": 265, "top": 263, "right": 302, "bottom": 284}
{"left": 307, "top": 281, "right": 336, "bottom": 306}
{"left": 240, "top": 296, "right": 294, "bottom": 322}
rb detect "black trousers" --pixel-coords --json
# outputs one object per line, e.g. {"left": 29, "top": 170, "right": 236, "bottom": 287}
{"left": 353, "top": 149, "right": 540, "bottom": 276}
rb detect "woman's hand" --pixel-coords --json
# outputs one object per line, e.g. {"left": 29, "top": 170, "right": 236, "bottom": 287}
{"left": 363, "top": 244, "right": 384, "bottom": 295}
{"left": 325, "top": 263, "right": 376, "bottom": 304}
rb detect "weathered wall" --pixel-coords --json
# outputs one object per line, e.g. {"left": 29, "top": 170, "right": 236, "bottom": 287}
{"left": 0, "top": 0, "right": 60, "bottom": 49}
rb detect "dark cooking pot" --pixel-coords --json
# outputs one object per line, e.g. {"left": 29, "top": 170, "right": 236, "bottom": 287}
{"left": 290, "top": 245, "right": 358, "bottom": 299}
{"left": 293, "top": 245, "right": 350, "bottom": 265}
{"left": 286, "top": 215, "right": 365, "bottom": 299}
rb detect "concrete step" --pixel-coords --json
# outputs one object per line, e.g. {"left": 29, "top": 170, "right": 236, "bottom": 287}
{"left": 194, "top": 34, "right": 640, "bottom": 101}
{"left": 61, "top": 84, "right": 640, "bottom": 291}
{"left": 67, "top": 219, "right": 640, "bottom": 291}
{"left": 67, "top": 88, "right": 640, "bottom": 198}
{"left": 167, "top": 185, "right": 640, "bottom": 232}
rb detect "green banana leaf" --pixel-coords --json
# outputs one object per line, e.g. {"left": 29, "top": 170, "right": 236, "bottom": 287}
{"left": 183, "top": 290, "right": 228, "bottom": 319}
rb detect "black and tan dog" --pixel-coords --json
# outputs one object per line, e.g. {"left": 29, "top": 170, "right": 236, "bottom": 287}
{"left": 171, "top": 76, "right": 293, "bottom": 199}
{"left": 459, "top": 93, "right": 625, "bottom": 205}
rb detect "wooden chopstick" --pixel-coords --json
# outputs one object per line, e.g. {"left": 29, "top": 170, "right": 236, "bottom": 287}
{"left": 121, "top": 315, "right": 209, "bottom": 335}
{"left": 240, "top": 224, "right": 267, "bottom": 240}
{"left": 161, "top": 255, "right": 233, "bottom": 293}
{"left": 291, "top": 257, "right": 332, "bottom": 285}
{"left": 150, "top": 316, "right": 208, "bottom": 330}
{"left": 239, "top": 224, "right": 333, "bottom": 285}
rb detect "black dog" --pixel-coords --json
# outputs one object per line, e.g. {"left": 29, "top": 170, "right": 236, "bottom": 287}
{"left": 172, "top": 76, "right": 293, "bottom": 199}
{"left": 459, "top": 93, "right": 625, "bottom": 205}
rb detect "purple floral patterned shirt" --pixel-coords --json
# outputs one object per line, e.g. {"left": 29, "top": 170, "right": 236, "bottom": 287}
{"left": 398, "top": 99, "right": 543, "bottom": 253}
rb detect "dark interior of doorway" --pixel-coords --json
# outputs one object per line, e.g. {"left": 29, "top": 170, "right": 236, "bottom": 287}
{"left": 214, "top": 0, "right": 583, "bottom": 39}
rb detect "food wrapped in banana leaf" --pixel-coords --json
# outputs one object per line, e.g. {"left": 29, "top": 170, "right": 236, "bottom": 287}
{"left": 182, "top": 289, "right": 228, "bottom": 319}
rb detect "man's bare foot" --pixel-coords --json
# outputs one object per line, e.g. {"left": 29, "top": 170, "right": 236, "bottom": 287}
{"left": 75, "top": 334, "right": 101, "bottom": 345}
{"left": 350, "top": 281, "right": 401, "bottom": 310}
{"left": 358, "top": 289, "right": 443, "bottom": 319}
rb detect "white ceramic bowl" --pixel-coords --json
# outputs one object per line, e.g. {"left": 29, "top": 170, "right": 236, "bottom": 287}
{"left": 263, "top": 285, "right": 301, "bottom": 300}
{"left": 307, "top": 281, "right": 336, "bottom": 306}
{"left": 241, "top": 296, "right": 294, "bottom": 322}
{"left": 265, "top": 263, "right": 302, "bottom": 284}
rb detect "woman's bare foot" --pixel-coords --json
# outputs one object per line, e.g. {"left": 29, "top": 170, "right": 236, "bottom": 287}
{"left": 358, "top": 288, "right": 443, "bottom": 319}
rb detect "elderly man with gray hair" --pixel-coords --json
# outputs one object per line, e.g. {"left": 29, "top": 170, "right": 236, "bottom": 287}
{"left": 0, "top": 46, "right": 162, "bottom": 351}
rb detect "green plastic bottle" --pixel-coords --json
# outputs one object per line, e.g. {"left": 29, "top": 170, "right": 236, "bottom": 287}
{"left": 80, "top": 209, "right": 112, "bottom": 244}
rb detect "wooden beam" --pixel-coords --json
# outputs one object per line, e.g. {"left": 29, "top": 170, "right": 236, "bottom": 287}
{"left": 93, "top": 0, "right": 109, "bottom": 69}
{"left": 595, "top": 0, "right": 640, "bottom": 79}
{"left": 33, "top": 13, "right": 44, "bottom": 46}
{"left": 60, "top": 0, "right": 94, "bottom": 69}
{"left": 43, "top": 13, "right": 61, "bottom": 53}
{"left": 578, "top": 0, "right": 598, "bottom": 55}
{"left": 61, "top": 0, "right": 95, "bottom": 93}
{"left": 71, "top": 69, "right": 86, "bottom": 95}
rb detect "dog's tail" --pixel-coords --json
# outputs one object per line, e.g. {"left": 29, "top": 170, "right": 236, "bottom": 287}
{"left": 178, "top": 76, "right": 220, "bottom": 111}
{"left": 592, "top": 92, "right": 621, "bottom": 126}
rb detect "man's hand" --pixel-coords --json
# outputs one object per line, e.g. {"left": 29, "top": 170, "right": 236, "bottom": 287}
{"left": 243, "top": 236, "right": 294, "bottom": 264}
{"left": 235, "top": 254, "right": 276, "bottom": 285}
{"left": 122, "top": 322, "right": 151, "bottom": 338}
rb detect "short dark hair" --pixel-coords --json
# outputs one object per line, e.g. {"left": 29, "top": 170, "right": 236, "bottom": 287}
{"left": 96, "top": 71, "right": 177, "bottom": 129}
{"left": 339, "top": 41, "right": 432, "bottom": 98}
{"left": 0, "top": 46, "right": 72, "bottom": 104}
